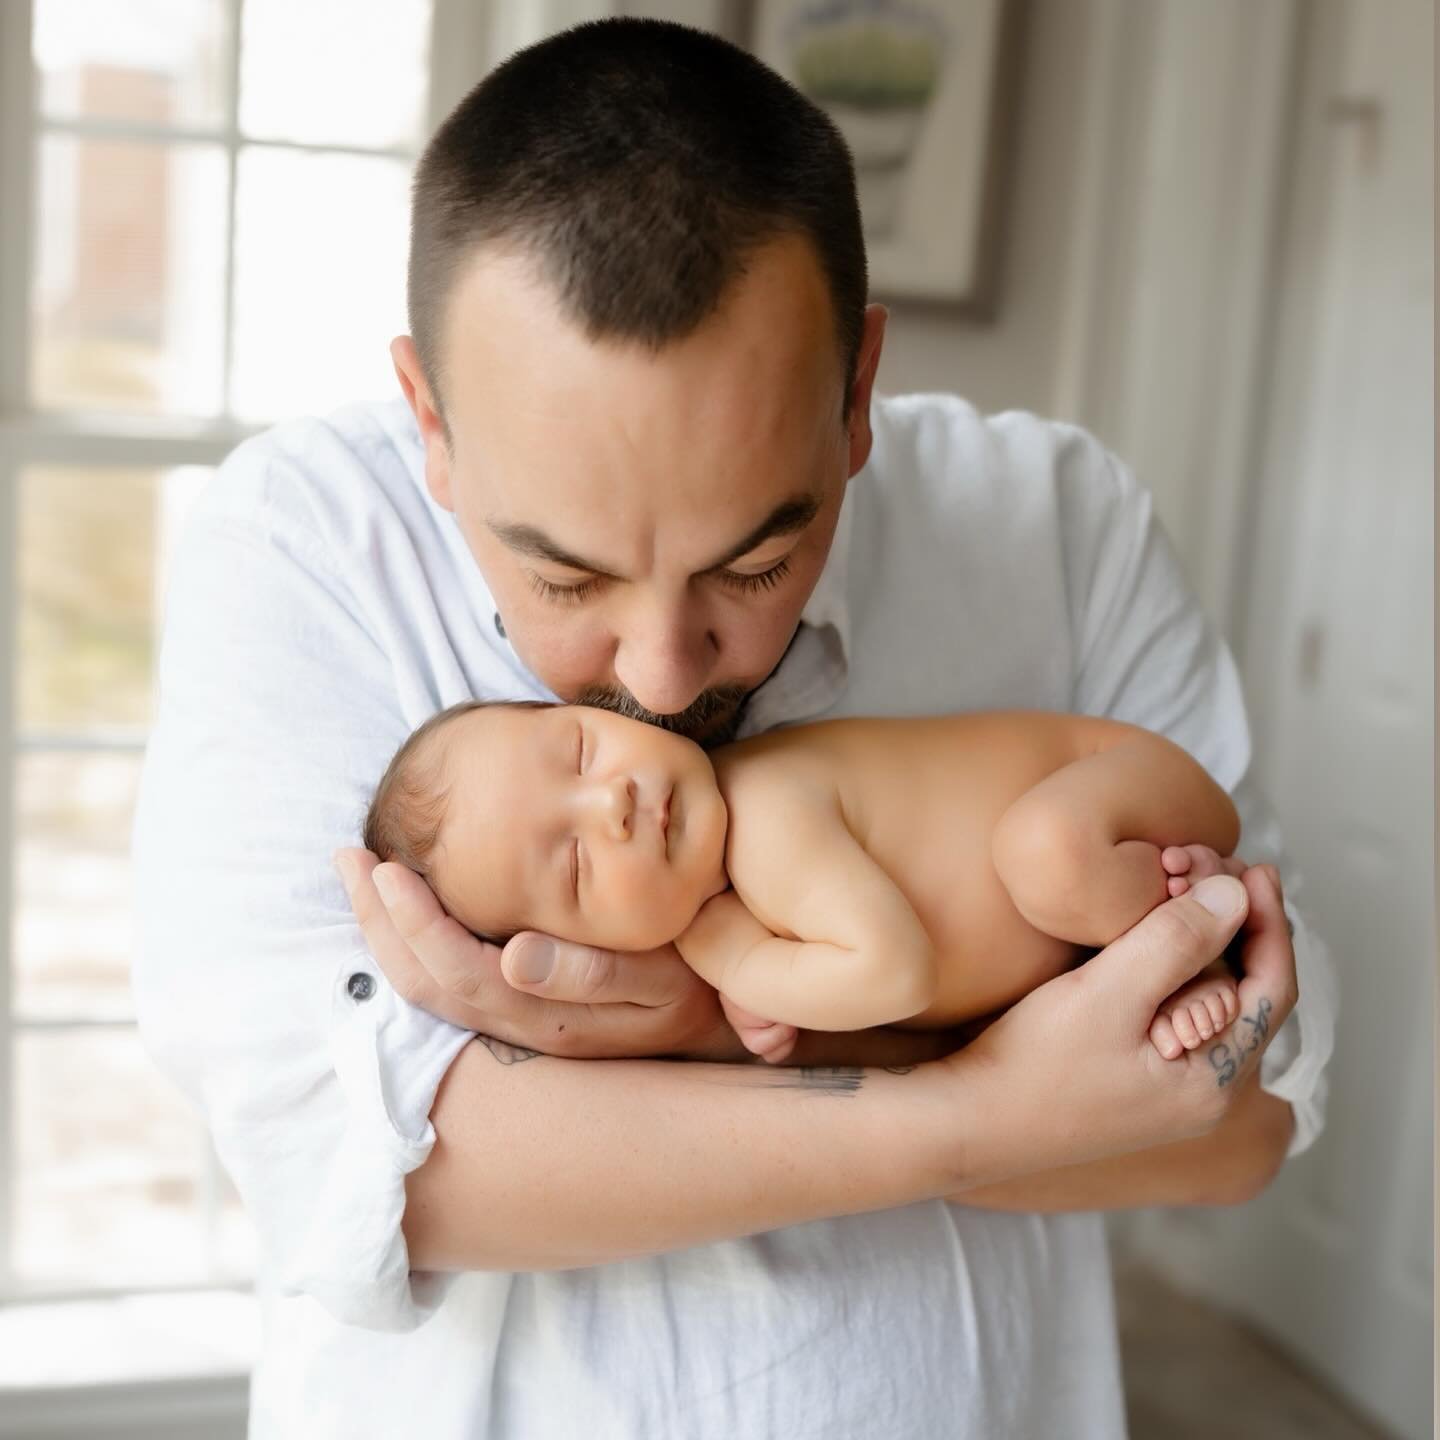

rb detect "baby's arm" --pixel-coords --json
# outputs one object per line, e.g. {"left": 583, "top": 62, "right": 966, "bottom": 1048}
{"left": 676, "top": 780, "right": 937, "bottom": 1031}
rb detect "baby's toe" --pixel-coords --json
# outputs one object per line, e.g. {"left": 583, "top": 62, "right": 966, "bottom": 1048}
{"left": 1167, "top": 875, "right": 1191, "bottom": 897}
{"left": 1202, "top": 990, "right": 1231, "bottom": 1031}
{"left": 1188, "top": 1001, "right": 1215, "bottom": 1041}
{"left": 1169, "top": 1003, "right": 1201, "bottom": 1049}
{"left": 1148, "top": 1012, "right": 1184, "bottom": 1060}
{"left": 1161, "top": 846, "right": 1193, "bottom": 876}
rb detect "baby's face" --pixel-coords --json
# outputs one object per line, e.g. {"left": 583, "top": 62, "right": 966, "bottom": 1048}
{"left": 434, "top": 704, "right": 729, "bottom": 951}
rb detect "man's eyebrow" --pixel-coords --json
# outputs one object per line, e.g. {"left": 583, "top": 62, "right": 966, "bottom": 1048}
{"left": 487, "top": 495, "right": 822, "bottom": 578}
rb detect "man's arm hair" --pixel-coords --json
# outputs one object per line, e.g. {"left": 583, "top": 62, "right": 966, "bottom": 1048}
{"left": 402, "top": 1038, "right": 958, "bottom": 1272}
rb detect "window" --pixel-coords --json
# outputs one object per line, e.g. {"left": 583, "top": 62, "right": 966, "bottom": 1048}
{"left": 0, "top": 0, "right": 437, "bottom": 1364}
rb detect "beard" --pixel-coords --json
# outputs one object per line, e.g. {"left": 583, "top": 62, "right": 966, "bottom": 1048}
{"left": 572, "top": 682, "right": 752, "bottom": 748}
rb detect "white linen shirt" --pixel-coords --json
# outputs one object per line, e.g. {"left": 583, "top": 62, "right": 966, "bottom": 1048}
{"left": 132, "top": 390, "right": 1337, "bottom": 1440}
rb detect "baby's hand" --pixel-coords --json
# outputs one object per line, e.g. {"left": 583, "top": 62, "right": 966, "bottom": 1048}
{"left": 720, "top": 993, "right": 798, "bottom": 1064}
{"left": 1147, "top": 960, "right": 1240, "bottom": 1059}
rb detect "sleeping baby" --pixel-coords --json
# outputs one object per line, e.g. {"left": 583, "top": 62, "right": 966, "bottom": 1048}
{"left": 363, "top": 701, "right": 1247, "bottom": 1064}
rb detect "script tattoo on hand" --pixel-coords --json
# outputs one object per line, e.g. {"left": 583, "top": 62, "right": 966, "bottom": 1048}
{"left": 476, "top": 1034, "right": 543, "bottom": 1065}
{"left": 1206, "top": 996, "right": 1273, "bottom": 1087}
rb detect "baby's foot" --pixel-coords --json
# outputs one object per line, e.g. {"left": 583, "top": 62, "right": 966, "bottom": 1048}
{"left": 1148, "top": 962, "right": 1239, "bottom": 1059}
{"left": 1160, "top": 844, "right": 1248, "bottom": 898}
{"left": 720, "top": 993, "right": 798, "bottom": 1065}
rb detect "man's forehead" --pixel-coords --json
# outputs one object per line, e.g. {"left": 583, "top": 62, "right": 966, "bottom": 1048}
{"left": 442, "top": 237, "right": 844, "bottom": 456}
{"left": 486, "top": 491, "right": 824, "bottom": 578}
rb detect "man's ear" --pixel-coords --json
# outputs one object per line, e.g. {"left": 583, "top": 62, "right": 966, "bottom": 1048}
{"left": 845, "top": 303, "right": 889, "bottom": 479}
{"left": 391, "top": 335, "right": 454, "bottom": 511}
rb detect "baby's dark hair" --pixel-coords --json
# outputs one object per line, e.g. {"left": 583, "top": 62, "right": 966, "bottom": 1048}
{"left": 363, "top": 698, "right": 555, "bottom": 893}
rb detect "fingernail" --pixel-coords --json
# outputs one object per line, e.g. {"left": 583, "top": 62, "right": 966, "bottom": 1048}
{"left": 333, "top": 852, "right": 357, "bottom": 891}
{"left": 507, "top": 939, "right": 554, "bottom": 985}
{"left": 372, "top": 865, "right": 398, "bottom": 907}
{"left": 1191, "top": 875, "right": 1246, "bottom": 919}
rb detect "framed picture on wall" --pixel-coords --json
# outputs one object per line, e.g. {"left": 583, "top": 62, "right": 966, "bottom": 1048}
{"left": 726, "top": 0, "right": 1024, "bottom": 314}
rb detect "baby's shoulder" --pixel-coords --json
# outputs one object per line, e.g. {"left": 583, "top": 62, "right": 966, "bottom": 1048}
{"left": 712, "top": 726, "right": 842, "bottom": 806}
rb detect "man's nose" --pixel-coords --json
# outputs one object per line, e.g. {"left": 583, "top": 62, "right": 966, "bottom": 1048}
{"left": 613, "top": 609, "right": 717, "bottom": 717}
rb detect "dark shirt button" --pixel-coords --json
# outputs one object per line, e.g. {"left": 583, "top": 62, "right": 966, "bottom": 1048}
{"left": 347, "top": 971, "right": 376, "bottom": 1002}
{"left": 493, "top": 611, "right": 506, "bottom": 639}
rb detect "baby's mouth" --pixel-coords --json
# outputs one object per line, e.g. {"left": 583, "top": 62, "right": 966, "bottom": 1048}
{"left": 662, "top": 782, "right": 675, "bottom": 858}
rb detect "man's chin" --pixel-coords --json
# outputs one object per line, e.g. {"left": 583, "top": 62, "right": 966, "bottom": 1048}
{"left": 686, "top": 701, "right": 748, "bottom": 749}
{"left": 571, "top": 684, "right": 750, "bottom": 748}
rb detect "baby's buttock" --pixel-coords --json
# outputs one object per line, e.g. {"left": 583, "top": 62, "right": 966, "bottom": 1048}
{"left": 824, "top": 714, "right": 1100, "bottom": 1026}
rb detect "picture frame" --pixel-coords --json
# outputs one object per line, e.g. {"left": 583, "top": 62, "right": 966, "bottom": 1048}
{"left": 724, "top": 0, "right": 1025, "bottom": 315}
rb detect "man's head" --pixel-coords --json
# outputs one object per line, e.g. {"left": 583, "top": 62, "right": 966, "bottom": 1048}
{"left": 392, "top": 18, "right": 887, "bottom": 743}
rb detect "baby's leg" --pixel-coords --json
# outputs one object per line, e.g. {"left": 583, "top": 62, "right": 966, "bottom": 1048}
{"left": 991, "top": 732, "right": 1242, "bottom": 948}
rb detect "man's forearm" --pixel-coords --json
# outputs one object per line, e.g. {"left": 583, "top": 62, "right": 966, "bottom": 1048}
{"left": 404, "top": 1036, "right": 959, "bottom": 1273}
{"left": 946, "top": 1077, "right": 1294, "bottom": 1213}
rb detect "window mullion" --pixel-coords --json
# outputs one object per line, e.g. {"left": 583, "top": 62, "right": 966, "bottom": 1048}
{"left": 221, "top": 0, "right": 245, "bottom": 423}
{"left": 0, "top": 1, "right": 35, "bottom": 417}
{"left": 0, "top": 459, "right": 16, "bottom": 1302}
{"left": 0, "top": 0, "right": 32, "bottom": 1305}
{"left": 0, "top": 416, "right": 253, "bottom": 469}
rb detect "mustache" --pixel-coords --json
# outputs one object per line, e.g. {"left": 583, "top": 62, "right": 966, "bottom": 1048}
{"left": 573, "top": 683, "right": 750, "bottom": 745}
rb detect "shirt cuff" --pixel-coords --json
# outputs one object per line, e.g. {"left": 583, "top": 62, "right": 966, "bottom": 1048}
{"left": 1257, "top": 900, "right": 1337, "bottom": 1158}
{"left": 282, "top": 952, "right": 474, "bottom": 1331}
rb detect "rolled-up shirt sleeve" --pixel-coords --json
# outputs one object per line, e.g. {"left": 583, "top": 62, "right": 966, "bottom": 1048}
{"left": 132, "top": 440, "right": 475, "bottom": 1330}
{"left": 1056, "top": 427, "right": 1338, "bottom": 1158}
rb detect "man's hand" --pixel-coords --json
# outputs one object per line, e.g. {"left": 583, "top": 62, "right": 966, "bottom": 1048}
{"left": 334, "top": 848, "right": 747, "bottom": 1062}
{"left": 942, "top": 866, "right": 1299, "bottom": 1187}
{"left": 335, "top": 850, "right": 963, "bottom": 1069}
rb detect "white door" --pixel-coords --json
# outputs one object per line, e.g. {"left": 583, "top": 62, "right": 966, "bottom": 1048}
{"left": 1128, "top": 3, "right": 1434, "bottom": 1436}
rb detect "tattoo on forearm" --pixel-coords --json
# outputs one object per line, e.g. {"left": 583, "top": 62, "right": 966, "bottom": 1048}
{"left": 475, "top": 1034, "right": 543, "bottom": 1065}
{"left": 1206, "top": 996, "right": 1274, "bottom": 1087}
{"left": 761, "top": 1065, "right": 866, "bottom": 1096}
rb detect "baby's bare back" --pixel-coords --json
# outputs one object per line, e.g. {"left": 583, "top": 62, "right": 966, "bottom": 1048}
{"left": 712, "top": 711, "right": 1137, "bottom": 1025}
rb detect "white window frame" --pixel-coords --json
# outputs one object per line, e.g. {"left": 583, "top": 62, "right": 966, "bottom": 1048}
{"left": 0, "top": 0, "right": 515, "bottom": 1415}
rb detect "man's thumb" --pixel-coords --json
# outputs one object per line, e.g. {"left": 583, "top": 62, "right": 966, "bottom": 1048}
{"left": 1090, "top": 874, "right": 1249, "bottom": 1014}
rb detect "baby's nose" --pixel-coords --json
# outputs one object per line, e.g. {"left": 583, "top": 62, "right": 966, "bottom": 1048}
{"left": 594, "top": 775, "right": 635, "bottom": 840}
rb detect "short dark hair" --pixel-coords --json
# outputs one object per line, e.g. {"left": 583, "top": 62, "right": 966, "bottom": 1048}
{"left": 408, "top": 17, "right": 867, "bottom": 434}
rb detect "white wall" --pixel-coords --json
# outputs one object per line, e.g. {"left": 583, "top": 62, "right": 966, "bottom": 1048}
{"left": 877, "top": 0, "right": 1091, "bottom": 419}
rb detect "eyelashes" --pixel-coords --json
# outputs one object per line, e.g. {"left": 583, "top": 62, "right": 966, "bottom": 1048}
{"left": 530, "top": 574, "right": 602, "bottom": 605}
{"left": 526, "top": 556, "right": 794, "bottom": 606}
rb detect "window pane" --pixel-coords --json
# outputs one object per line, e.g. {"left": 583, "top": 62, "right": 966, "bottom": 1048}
{"left": 240, "top": 0, "right": 432, "bottom": 149}
{"left": 32, "top": 137, "right": 227, "bottom": 416}
{"left": 18, "top": 465, "right": 206, "bottom": 733}
{"left": 33, "top": 0, "right": 230, "bottom": 131}
{"left": 13, "top": 751, "right": 141, "bottom": 1024}
{"left": 19, "top": 467, "right": 154, "bottom": 732}
{"left": 231, "top": 147, "right": 410, "bottom": 421}
{"left": 14, "top": 1028, "right": 212, "bottom": 1290}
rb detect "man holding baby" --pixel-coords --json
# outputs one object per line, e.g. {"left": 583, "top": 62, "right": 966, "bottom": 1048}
{"left": 133, "top": 18, "right": 1335, "bottom": 1439}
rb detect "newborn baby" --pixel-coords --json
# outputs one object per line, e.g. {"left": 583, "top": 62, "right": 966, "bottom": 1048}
{"left": 364, "top": 701, "right": 1246, "bottom": 1063}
